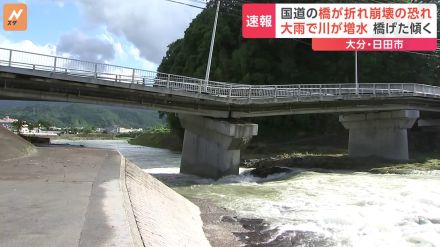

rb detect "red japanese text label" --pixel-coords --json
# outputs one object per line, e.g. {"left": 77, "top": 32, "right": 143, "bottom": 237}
{"left": 242, "top": 3, "right": 437, "bottom": 51}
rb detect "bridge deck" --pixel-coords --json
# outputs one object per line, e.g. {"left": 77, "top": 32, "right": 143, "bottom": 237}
{"left": 1, "top": 48, "right": 439, "bottom": 118}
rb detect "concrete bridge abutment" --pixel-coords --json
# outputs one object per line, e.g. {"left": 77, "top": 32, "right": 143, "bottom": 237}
{"left": 339, "top": 110, "right": 419, "bottom": 161}
{"left": 178, "top": 114, "right": 258, "bottom": 179}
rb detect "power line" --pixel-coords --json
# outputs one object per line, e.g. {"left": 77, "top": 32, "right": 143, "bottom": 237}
{"left": 186, "top": 0, "right": 207, "bottom": 4}
{"left": 344, "top": 0, "right": 440, "bottom": 57}
{"left": 160, "top": 0, "right": 244, "bottom": 19}
{"left": 401, "top": 50, "right": 440, "bottom": 57}
{"left": 162, "top": 0, "right": 205, "bottom": 9}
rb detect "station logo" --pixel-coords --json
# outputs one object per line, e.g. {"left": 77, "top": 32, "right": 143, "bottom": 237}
{"left": 3, "top": 3, "right": 27, "bottom": 31}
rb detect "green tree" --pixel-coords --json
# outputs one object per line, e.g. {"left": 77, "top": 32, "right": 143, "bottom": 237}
{"left": 158, "top": 0, "right": 440, "bottom": 139}
{"left": 11, "top": 120, "right": 25, "bottom": 132}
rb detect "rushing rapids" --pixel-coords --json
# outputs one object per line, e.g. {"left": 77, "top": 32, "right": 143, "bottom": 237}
{"left": 53, "top": 140, "right": 440, "bottom": 246}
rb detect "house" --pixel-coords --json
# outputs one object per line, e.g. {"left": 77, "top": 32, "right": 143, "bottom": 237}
{"left": 0, "top": 116, "right": 18, "bottom": 130}
{"left": 109, "top": 127, "right": 143, "bottom": 134}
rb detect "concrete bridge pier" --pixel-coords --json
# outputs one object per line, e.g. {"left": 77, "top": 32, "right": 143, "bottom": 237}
{"left": 178, "top": 115, "right": 258, "bottom": 179}
{"left": 417, "top": 119, "right": 440, "bottom": 151}
{"left": 339, "top": 110, "right": 419, "bottom": 161}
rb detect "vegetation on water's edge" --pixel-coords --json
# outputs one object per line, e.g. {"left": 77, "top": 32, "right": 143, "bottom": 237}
{"left": 370, "top": 155, "right": 440, "bottom": 174}
{"left": 244, "top": 152, "right": 440, "bottom": 175}
{"left": 57, "top": 133, "right": 132, "bottom": 140}
{"left": 244, "top": 130, "right": 440, "bottom": 175}
{"left": 128, "top": 127, "right": 182, "bottom": 151}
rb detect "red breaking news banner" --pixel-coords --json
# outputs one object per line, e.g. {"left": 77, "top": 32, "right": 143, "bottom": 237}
{"left": 242, "top": 3, "right": 438, "bottom": 51}
{"left": 242, "top": 4, "right": 276, "bottom": 38}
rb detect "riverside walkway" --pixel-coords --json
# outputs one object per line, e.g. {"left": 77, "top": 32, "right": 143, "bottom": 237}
{"left": 0, "top": 146, "right": 133, "bottom": 247}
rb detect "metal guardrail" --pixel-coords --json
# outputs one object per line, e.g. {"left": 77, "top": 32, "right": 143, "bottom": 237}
{"left": 0, "top": 47, "right": 439, "bottom": 102}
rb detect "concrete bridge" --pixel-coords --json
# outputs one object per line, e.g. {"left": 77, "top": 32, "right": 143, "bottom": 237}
{"left": 1, "top": 48, "right": 440, "bottom": 178}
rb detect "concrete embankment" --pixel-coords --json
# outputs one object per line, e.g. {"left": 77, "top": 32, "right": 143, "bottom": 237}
{"left": 0, "top": 128, "right": 212, "bottom": 247}
{"left": 122, "top": 159, "right": 211, "bottom": 247}
{"left": 0, "top": 126, "right": 35, "bottom": 160}
{"left": 0, "top": 146, "right": 133, "bottom": 247}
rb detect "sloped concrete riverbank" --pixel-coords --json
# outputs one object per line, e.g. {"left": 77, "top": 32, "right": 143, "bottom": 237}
{"left": 0, "top": 146, "right": 133, "bottom": 247}
{"left": 0, "top": 128, "right": 222, "bottom": 247}
{"left": 122, "top": 159, "right": 210, "bottom": 246}
{"left": 0, "top": 126, "right": 35, "bottom": 160}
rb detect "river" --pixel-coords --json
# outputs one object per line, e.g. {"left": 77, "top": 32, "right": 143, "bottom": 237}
{"left": 52, "top": 139, "right": 440, "bottom": 247}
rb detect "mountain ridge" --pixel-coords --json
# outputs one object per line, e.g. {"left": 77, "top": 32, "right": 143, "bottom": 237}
{"left": 0, "top": 101, "right": 164, "bottom": 128}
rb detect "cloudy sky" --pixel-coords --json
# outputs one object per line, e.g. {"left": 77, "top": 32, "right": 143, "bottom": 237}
{"left": 0, "top": 0, "right": 203, "bottom": 71}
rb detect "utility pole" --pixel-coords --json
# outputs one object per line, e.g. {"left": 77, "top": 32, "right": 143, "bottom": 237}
{"left": 355, "top": 50, "right": 359, "bottom": 95}
{"left": 204, "top": 0, "right": 220, "bottom": 91}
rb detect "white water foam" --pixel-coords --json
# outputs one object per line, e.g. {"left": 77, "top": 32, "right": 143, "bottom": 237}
{"left": 56, "top": 140, "right": 440, "bottom": 246}
{"left": 171, "top": 170, "right": 440, "bottom": 247}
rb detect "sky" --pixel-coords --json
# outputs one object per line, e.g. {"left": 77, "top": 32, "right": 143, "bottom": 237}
{"left": 0, "top": 0, "right": 203, "bottom": 71}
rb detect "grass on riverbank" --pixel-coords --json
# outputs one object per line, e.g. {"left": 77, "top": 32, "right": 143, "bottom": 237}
{"left": 57, "top": 133, "right": 130, "bottom": 140}
{"left": 128, "top": 127, "right": 182, "bottom": 151}
{"left": 242, "top": 132, "right": 440, "bottom": 175}
{"left": 243, "top": 151, "right": 440, "bottom": 175}
{"left": 370, "top": 154, "right": 440, "bottom": 174}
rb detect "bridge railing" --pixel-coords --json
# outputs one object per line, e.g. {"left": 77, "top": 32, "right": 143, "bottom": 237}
{"left": 223, "top": 83, "right": 435, "bottom": 100}
{"left": 1, "top": 47, "right": 439, "bottom": 102}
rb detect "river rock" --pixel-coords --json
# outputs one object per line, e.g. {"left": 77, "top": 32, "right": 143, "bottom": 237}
{"left": 250, "top": 166, "right": 291, "bottom": 178}
{"left": 220, "top": 215, "right": 238, "bottom": 223}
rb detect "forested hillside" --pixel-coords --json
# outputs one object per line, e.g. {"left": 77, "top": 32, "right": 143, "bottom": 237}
{"left": 158, "top": 0, "right": 440, "bottom": 139}
{"left": 0, "top": 101, "right": 164, "bottom": 128}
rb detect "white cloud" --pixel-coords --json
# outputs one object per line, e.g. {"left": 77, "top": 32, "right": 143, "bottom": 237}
{"left": 57, "top": 30, "right": 115, "bottom": 63}
{"left": 0, "top": 32, "right": 156, "bottom": 71}
{"left": 0, "top": 35, "right": 56, "bottom": 55}
{"left": 98, "top": 32, "right": 127, "bottom": 60}
{"left": 75, "top": 0, "right": 202, "bottom": 64}
{"left": 98, "top": 31, "right": 159, "bottom": 71}
{"left": 1, "top": 0, "right": 202, "bottom": 71}
{"left": 128, "top": 45, "right": 157, "bottom": 71}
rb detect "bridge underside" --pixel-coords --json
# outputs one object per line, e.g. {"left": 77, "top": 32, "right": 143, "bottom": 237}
{"left": 0, "top": 68, "right": 231, "bottom": 118}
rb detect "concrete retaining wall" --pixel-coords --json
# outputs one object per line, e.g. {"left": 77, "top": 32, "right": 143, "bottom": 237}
{"left": 121, "top": 159, "right": 210, "bottom": 247}
{"left": 0, "top": 126, "right": 35, "bottom": 161}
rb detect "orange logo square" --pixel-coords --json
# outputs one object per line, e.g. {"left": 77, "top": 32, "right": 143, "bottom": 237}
{"left": 3, "top": 3, "right": 27, "bottom": 31}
